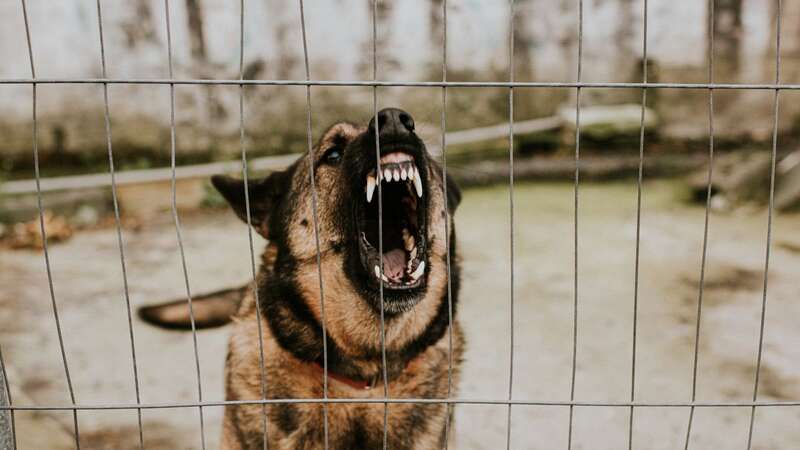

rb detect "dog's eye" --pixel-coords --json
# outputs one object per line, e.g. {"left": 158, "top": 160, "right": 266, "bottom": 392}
{"left": 323, "top": 147, "right": 342, "bottom": 164}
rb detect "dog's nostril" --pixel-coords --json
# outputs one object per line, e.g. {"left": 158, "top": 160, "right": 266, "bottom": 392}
{"left": 398, "top": 112, "right": 414, "bottom": 132}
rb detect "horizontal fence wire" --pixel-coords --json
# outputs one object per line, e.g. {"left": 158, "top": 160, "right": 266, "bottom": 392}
{"left": 0, "top": 79, "right": 799, "bottom": 90}
{"left": 2, "top": 398, "right": 800, "bottom": 411}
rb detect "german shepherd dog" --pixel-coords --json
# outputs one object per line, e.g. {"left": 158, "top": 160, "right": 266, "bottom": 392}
{"left": 139, "top": 108, "right": 463, "bottom": 449}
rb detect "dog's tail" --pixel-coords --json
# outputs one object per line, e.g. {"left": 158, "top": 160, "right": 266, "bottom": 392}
{"left": 137, "top": 285, "right": 249, "bottom": 330}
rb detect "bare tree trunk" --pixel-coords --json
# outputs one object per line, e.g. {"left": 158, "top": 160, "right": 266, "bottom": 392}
{"left": 185, "top": 0, "right": 207, "bottom": 60}
{"left": 256, "top": 0, "right": 297, "bottom": 80}
{"left": 120, "top": 0, "right": 158, "bottom": 48}
{"left": 770, "top": 0, "right": 800, "bottom": 57}
{"left": 429, "top": 0, "right": 444, "bottom": 70}
{"left": 709, "top": 0, "right": 742, "bottom": 73}
{"left": 512, "top": 0, "right": 535, "bottom": 81}
{"left": 359, "top": 0, "right": 398, "bottom": 78}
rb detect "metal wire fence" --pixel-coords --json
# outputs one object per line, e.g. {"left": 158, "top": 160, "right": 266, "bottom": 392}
{"left": 0, "top": 0, "right": 795, "bottom": 449}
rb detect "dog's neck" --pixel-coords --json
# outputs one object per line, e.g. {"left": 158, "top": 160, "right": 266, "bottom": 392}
{"left": 258, "top": 232, "right": 458, "bottom": 383}
{"left": 310, "top": 360, "right": 377, "bottom": 390}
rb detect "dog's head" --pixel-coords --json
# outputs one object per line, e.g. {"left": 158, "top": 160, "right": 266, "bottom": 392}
{"left": 213, "top": 108, "right": 461, "bottom": 316}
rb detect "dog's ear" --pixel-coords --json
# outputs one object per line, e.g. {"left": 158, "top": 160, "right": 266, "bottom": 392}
{"left": 211, "top": 171, "right": 287, "bottom": 237}
{"left": 445, "top": 173, "right": 462, "bottom": 214}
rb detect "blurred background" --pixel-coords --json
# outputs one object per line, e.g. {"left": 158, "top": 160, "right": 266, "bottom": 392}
{"left": 1, "top": 0, "right": 800, "bottom": 449}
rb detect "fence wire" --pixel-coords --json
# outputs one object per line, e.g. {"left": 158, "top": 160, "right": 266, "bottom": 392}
{"left": 0, "top": 1, "right": 795, "bottom": 449}
{"left": 162, "top": 0, "right": 208, "bottom": 448}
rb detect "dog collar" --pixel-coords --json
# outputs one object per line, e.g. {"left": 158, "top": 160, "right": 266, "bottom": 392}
{"left": 310, "top": 362, "right": 380, "bottom": 391}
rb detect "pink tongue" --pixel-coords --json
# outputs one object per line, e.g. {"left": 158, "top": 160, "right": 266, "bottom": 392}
{"left": 382, "top": 249, "right": 406, "bottom": 280}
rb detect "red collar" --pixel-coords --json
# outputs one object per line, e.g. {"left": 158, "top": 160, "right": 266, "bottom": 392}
{"left": 310, "top": 362, "right": 380, "bottom": 391}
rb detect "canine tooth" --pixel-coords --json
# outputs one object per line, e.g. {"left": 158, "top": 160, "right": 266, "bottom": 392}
{"left": 404, "top": 234, "right": 415, "bottom": 251}
{"left": 384, "top": 168, "right": 392, "bottom": 182}
{"left": 401, "top": 168, "right": 407, "bottom": 180}
{"left": 393, "top": 169, "right": 400, "bottom": 181}
{"left": 410, "top": 246, "right": 417, "bottom": 259}
{"left": 366, "top": 175, "right": 376, "bottom": 203}
{"left": 381, "top": 274, "right": 390, "bottom": 282}
{"left": 374, "top": 265, "right": 381, "bottom": 278}
{"left": 413, "top": 168, "right": 423, "bottom": 197}
{"left": 409, "top": 261, "right": 425, "bottom": 280}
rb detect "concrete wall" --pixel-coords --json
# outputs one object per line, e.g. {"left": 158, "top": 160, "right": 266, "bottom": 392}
{"left": 0, "top": 0, "right": 797, "bottom": 160}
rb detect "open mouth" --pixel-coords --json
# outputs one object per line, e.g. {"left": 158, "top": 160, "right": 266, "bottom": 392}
{"left": 357, "top": 151, "right": 426, "bottom": 290}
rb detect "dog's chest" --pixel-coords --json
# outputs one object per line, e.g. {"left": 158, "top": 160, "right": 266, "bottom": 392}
{"left": 278, "top": 400, "right": 448, "bottom": 450}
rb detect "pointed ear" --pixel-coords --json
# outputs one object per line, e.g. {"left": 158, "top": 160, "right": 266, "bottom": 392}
{"left": 211, "top": 172, "right": 286, "bottom": 237}
{"left": 445, "top": 173, "right": 462, "bottom": 214}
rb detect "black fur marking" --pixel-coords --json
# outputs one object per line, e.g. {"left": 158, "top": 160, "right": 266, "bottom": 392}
{"left": 258, "top": 231, "right": 461, "bottom": 383}
{"left": 272, "top": 401, "right": 299, "bottom": 435}
{"left": 337, "top": 418, "right": 374, "bottom": 449}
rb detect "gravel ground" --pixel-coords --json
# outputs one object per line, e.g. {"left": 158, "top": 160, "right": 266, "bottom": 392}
{"left": 2, "top": 180, "right": 800, "bottom": 449}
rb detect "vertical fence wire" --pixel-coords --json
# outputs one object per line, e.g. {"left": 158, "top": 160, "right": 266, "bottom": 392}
{"left": 297, "top": 2, "right": 330, "bottom": 448}
{"left": 19, "top": 1, "right": 82, "bottom": 448}
{"left": 440, "top": 0, "right": 456, "bottom": 448}
{"left": 684, "top": 0, "right": 716, "bottom": 448}
{"left": 0, "top": 344, "right": 17, "bottom": 450}
{"left": 566, "top": 0, "right": 584, "bottom": 448}
{"left": 370, "top": 2, "right": 391, "bottom": 449}
{"left": 93, "top": 2, "right": 145, "bottom": 447}
{"left": 235, "top": 1, "right": 271, "bottom": 448}
{"left": 746, "top": 1, "right": 782, "bottom": 448}
{"left": 161, "top": 1, "right": 208, "bottom": 448}
{"left": 504, "top": 1, "right": 516, "bottom": 449}
{"left": 628, "top": 0, "right": 649, "bottom": 448}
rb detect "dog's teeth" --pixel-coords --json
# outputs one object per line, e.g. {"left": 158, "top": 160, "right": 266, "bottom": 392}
{"left": 403, "top": 232, "right": 415, "bottom": 252}
{"left": 409, "top": 261, "right": 425, "bottom": 280}
{"left": 366, "top": 175, "right": 376, "bottom": 203}
{"left": 401, "top": 168, "right": 407, "bottom": 180}
{"left": 413, "top": 168, "right": 423, "bottom": 197}
{"left": 410, "top": 246, "right": 417, "bottom": 260}
{"left": 408, "top": 167, "right": 415, "bottom": 180}
{"left": 384, "top": 168, "right": 392, "bottom": 182}
{"left": 381, "top": 274, "right": 390, "bottom": 282}
{"left": 393, "top": 169, "right": 400, "bottom": 182}
{"left": 374, "top": 265, "right": 381, "bottom": 279}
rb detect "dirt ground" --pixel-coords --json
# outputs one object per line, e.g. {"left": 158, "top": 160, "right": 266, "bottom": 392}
{"left": 2, "top": 180, "right": 800, "bottom": 450}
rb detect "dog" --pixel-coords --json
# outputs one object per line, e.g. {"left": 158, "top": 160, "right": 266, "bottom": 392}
{"left": 139, "top": 108, "right": 463, "bottom": 449}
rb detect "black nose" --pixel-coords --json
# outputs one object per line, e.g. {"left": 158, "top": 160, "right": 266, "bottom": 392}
{"left": 368, "top": 108, "right": 415, "bottom": 138}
